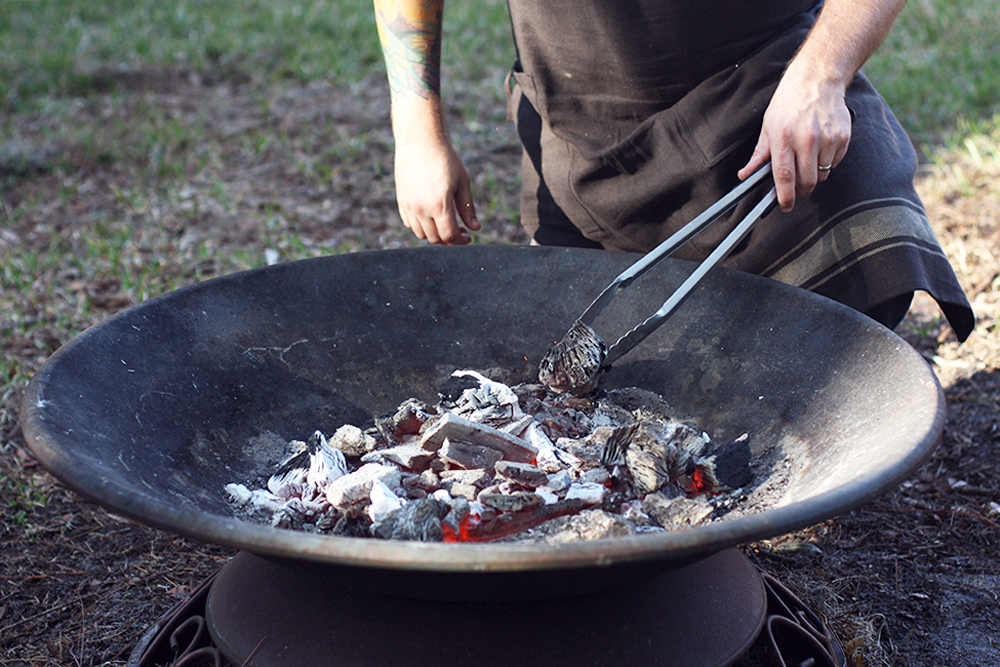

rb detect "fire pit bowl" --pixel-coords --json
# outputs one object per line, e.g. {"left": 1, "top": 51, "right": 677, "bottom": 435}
{"left": 21, "top": 245, "right": 943, "bottom": 600}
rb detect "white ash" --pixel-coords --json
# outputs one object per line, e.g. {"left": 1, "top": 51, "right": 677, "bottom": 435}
{"left": 227, "top": 370, "right": 785, "bottom": 541}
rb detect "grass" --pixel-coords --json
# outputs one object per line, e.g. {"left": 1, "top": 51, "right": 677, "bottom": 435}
{"left": 864, "top": 0, "right": 1000, "bottom": 148}
{"left": 0, "top": 0, "right": 385, "bottom": 111}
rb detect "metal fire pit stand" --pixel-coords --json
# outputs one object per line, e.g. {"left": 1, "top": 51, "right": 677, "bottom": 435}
{"left": 130, "top": 548, "right": 768, "bottom": 667}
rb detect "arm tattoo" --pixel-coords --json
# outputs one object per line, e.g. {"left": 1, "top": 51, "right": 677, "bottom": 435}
{"left": 375, "top": 1, "right": 443, "bottom": 101}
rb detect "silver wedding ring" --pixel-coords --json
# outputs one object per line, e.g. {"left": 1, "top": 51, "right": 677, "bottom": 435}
{"left": 818, "top": 164, "right": 833, "bottom": 172}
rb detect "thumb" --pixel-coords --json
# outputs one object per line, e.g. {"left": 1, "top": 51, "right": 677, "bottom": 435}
{"left": 738, "top": 141, "right": 771, "bottom": 182}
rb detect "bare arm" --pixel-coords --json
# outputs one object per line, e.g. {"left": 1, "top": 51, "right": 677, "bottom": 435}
{"left": 739, "top": 0, "right": 909, "bottom": 212}
{"left": 374, "top": 0, "right": 480, "bottom": 244}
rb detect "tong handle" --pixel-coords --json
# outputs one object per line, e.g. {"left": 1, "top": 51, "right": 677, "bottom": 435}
{"left": 579, "top": 162, "right": 773, "bottom": 326}
{"left": 602, "top": 185, "right": 778, "bottom": 368}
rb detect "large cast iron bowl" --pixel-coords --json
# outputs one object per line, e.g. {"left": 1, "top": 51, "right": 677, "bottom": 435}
{"left": 21, "top": 246, "right": 943, "bottom": 600}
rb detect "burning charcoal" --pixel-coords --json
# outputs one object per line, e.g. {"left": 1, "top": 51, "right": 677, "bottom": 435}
{"left": 267, "top": 467, "right": 308, "bottom": 500}
{"left": 272, "top": 498, "right": 309, "bottom": 529}
{"left": 538, "top": 319, "right": 607, "bottom": 396}
{"left": 372, "top": 498, "right": 449, "bottom": 542}
{"left": 676, "top": 433, "right": 752, "bottom": 497}
{"left": 367, "top": 479, "right": 404, "bottom": 523}
{"left": 272, "top": 439, "right": 310, "bottom": 477}
{"left": 599, "top": 424, "right": 637, "bottom": 467}
{"left": 579, "top": 466, "right": 611, "bottom": 486}
{"left": 225, "top": 483, "right": 254, "bottom": 506}
{"left": 479, "top": 491, "right": 543, "bottom": 513}
{"left": 404, "top": 469, "right": 440, "bottom": 495}
{"left": 377, "top": 443, "right": 435, "bottom": 472}
{"left": 522, "top": 421, "right": 556, "bottom": 451}
{"left": 494, "top": 461, "right": 548, "bottom": 488}
{"left": 307, "top": 432, "right": 349, "bottom": 492}
{"left": 506, "top": 509, "right": 635, "bottom": 544}
{"left": 641, "top": 491, "right": 714, "bottom": 529}
{"left": 439, "top": 438, "right": 504, "bottom": 472}
{"left": 331, "top": 506, "right": 371, "bottom": 538}
{"left": 535, "top": 445, "right": 583, "bottom": 473}
{"left": 447, "top": 482, "right": 479, "bottom": 501}
{"left": 500, "top": 414, "right": 535, "bottom": 438}
{"left": 702, "top": 433, "right": 753, "bottom": 491}
{"left": 326, "top": 463, "right": 403, "bottom": 509}
{"left": 439, "top": 468, "right": 492, "bottom": 489}
{"left": 328, "top": 424, "right": 379, "bottom": 458}
{"left": 564, "top": 481, "right": 607, "bottom": 506}
{"left": 226, "top": 366, "right": 762, "bottom": 543}
{"left": 540, "top": 470, "right": 572, "bottom": 495}
{"left": 442, "top": 496, "right": 470, "bottom": 533}
{"left": 226, "top": 484, "right": 285, "bottom": 515}
{"left": 438, "top": 370, "right": 524, "bottom": 424}
{"left": 444, "top": 498, "right": 586, "bottom": 543}
{"left": 623, "top": 423, "right": 686, "bottom": 495}
{"left": 390, "top": 398, "right": 438, "bottom": 437}
{"left": 418, "top": 413, "right": 537, "bottom": 463}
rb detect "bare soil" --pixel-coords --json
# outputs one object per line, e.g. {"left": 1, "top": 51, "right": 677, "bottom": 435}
{"left": 1, "top": 72, "right": 997, "bottom": 666}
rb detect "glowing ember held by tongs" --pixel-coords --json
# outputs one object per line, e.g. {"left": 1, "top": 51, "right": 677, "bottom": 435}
{"left": 540, "top": 163, "right": 778, "bottom": 395}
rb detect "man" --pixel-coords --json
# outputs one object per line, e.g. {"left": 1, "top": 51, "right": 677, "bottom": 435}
{"left": 373, "top": 0, "right": 974, "bottom": 339}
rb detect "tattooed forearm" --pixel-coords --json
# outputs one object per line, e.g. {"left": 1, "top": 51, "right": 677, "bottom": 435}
{"left": 374, "top": 0, "right": 443, "bottom": 102}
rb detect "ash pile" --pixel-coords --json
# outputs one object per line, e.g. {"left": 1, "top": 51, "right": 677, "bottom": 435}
{"left": 226, "top": 370, "right": 760, "bottom": 543}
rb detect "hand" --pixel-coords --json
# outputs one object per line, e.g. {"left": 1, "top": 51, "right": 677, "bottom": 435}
{"left": 738, "top": 65, "right": 853, "bottom": 212}
{"left": 393, "top": 129, "right": 481, "bottom": 245}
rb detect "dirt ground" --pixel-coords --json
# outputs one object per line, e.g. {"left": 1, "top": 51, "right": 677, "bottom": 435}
{"left": 1, "top": 73, "right": 997, "bottom": 666}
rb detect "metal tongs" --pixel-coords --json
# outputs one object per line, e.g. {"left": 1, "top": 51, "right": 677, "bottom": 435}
{"left": 539, "top": 163, "right": 778, "bottom": 394}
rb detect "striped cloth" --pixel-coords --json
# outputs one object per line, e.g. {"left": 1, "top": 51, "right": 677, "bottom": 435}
{"left": 508, "top": 1, "right": 974, "bottom": 339}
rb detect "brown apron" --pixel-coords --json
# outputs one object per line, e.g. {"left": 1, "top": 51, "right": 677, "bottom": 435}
{"left": 506, "top": 0, "right": 974, "bottom": 339}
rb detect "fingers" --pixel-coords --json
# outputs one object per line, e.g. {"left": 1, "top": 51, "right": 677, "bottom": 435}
{"left": 743, "top": 113, "right": 851, "bottom": 213}
{"left": 399, "top": 189, "right": 479, "bottom": 246}
{"left": 394, "top": 139, "right": 480, "bottom": 245}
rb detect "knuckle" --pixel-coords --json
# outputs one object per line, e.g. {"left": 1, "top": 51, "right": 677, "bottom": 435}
{"left": 773, "top": 164, "right": 796, "bottom": 183}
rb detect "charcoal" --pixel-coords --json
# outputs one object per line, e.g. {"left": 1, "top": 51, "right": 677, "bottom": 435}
{"left": 479, "top": 491, "right": 543, "bottom": 513}
{"left": 329, "top": 424, "right": 379, "bottom": 457}
{"left": 307, "top": 433, "right": 349, "bottom": 491}
{"left": 705, "top": 433, "right": 753, "bottom": 490}
{"left": 565, "top": 481, "right": 607, "bottom": 505}
{"left": 227, "top": 368, "right": 764, "bottom": 542}
{"left": 326, "top": 463, "right": 403, "bottom": 508}
{"left": 440, "top": 438, "right": 504, "bottom": 472}
{"left": 267, "top": 468, "right": 308, "bottom": 500}
{"left": 579, "top": 466, "right": 611, "bottom": 486}
{"left": 494, "top": 461, "right": 548, "bottom": 488}
{"left": 642, "top": 491, "right": 714, "bottom": 529}
{"left": 538, "top": 319, "right": 607, "bottom": 396}
{"left": 506, "top": 509, "right": 634, "bottom": 544}
{"left": 368, "top": 479, "right": 404, "bottom": 523}
{"left": 377, "top": 443, "right": 435, "bottom": 472}
{"left": 438, "top": 370, "right": 523, "bottom": 424}
{"left": 372, "top": 498, "right": 449, "bottom": 542}
{"left": 439, "top": 468, "right": 492, "bottom": 489}
{"left": 599, "top": 424, "right": 636, "bottom": 467}
{"left": 540, "top": 470, "right": 572, "bottom": 494}
{"left": 419, "top": 413, "right": 536, "bottom": 464}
